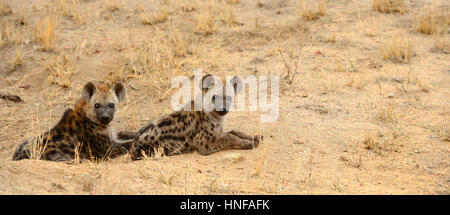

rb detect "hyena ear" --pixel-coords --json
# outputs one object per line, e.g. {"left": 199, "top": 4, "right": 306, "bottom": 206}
{"left": 201, "top": 74, "right": 215, "bottom": 92}
{"left": 229, "top": 76, "right": 243, "bottom": 94}
{"left": 82, "top": 82, "right": 97, "bottom": 101}
{"left": 113, "top": 82, "right": 126, "bottom": 103}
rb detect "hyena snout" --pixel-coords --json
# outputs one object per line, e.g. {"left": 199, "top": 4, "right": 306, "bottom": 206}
{"left": 98, "top": 114, "right": 112, "bottom": 124}
{"left": 95, "top": 107, "right": 115, "bottom": 124}
{"left": 213, "top": 95, "right": 233, "bottom": 116}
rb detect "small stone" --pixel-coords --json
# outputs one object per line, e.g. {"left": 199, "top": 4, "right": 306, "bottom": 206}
{"left": 293, "top": 139, "right": 304, "bottom": 145}
{"left": 387, "top": 93, "right": 394, "bottom": 98}
{"left": 249, "top": 57, "right": 264, "bottom": 64}
{"left": 222, "top": 153, "right": 245, "bottom": 163}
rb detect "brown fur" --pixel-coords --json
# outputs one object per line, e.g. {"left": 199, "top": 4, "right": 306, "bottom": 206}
{"left": 123, "top": 75, "right": 263, "bottom": 160}
{"left": 12, "top": 82, "right": 131, "bottom": 162}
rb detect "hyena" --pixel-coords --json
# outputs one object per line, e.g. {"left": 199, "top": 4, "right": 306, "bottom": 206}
{"left": 121, "top": 74, "right": 263, "bottom": 160}
{"left": 12, "top": 82, "right": 132, "bottom": 162}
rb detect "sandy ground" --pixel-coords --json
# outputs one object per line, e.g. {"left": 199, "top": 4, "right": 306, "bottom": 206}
{"left": 0, "top": 0, "right": 449, "bottom": 194}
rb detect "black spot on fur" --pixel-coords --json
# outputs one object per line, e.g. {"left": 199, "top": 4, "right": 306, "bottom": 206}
{"left": 159, "top": 135, "right": 185, "bottom": 143}
{"left": 140, "top": 124, "right": 154, "bottom": 134}
{"left": 158, "top": 120, "right": 173, "bottom": 128}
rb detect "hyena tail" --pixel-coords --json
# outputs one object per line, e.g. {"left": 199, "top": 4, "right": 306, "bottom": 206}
{"left": 12, "top": 140, "right": 30, "bottom": 160}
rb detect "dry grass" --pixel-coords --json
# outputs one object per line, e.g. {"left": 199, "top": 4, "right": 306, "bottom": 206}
{"left": 300, "top": 0, "right": 326, "bottom": 20}
{"left": 0, "top": 19, "right": 26, "bottom": 46}
{"left": 432, "top": 126, "right": 449, "bottom": 142}
{"left": 318, "top": 0, "right": 327, "bottom": 16}
{"left": 7, "top": 46, "right": 24, "bottom": 73}
{"left": 156, "top": 169, "right": 176, "bottom": 186}
{"left": 0, "top": 0, "right": 449, "bottom": 195}
{"left": 380, "top": 34, "right": 413, "bottom": 63}
{"left": 25, "top": 137, "right": 49, "bottom": 160}
{"left": 43, "top": 55, "right": 74, "bottom": 88}
{"left": 57, "top": 0, "right": 70, "bottom": 16}
{"left": 174, "top": 0, "right": 198, "bottom": 13}
{"left": 170, "top": 27, "right": 191, "bottom": 57}
{"left": 327, "top": 31, "right": 336, "bottom": 43}
{"left": 278, "top": 47, "right": 300, "bottom": 84}
{"left": 359, "top": 19, "right": 380, "bottom": 37}
{"left": 57, "top": 0, "right": 86, "bottom": 24}
{"left": 0, "top": 1, "right": 13, "bottom": 16}
{"left": 224, "top": 0, "right": 240, "bottom": 4}
{"left": 394, "top": 70, "right": 430, "bottom": 94}
{"left": 194, "top": 4, "right": 217, "bottom": 35}
{"left": 33, "top": 13, "right": 58, "bottom": 51}
{"left": 25, "top": 108, "right": 51, "bottom": 160}
{"left": 301, "top": 9, "right": 320, "bottom": 20}
{"left": 362, "top": 132, "right": 401, "bottom": 156}
{"left": 345, "top": 74, "right": 369, "bottom": 90}
{"left": 252, "top": 134, "right": 268, "bottom": 177}
{"left": 415, "top": 7, "right": 438, "bottom": 35}
{"left": 340, "top": 152, "right": 363, "bottom": 169}
{"left": 220, "top": 5, "right": 237, "bottom": 27}
{"left": 75, "top": 174, "right": 96, "bottom": 192}
{"left": 435, "top": 33, "right": 450, "bottom": 53}
{"left": 106, "top": 0, "right": 121, "bottom": 12}
{"left": 376, "top": 102, "right": 397, "bottom": 123}
{"left": 68, "top": 0, "right": 86, "bottom": 24}
{"left": 319, "top": 75, "right": 338, "bottom": 94}
{"left": 373, "top": 0, "right": 404, "bottom": 13}
{"left": 0, "top": 21, "right": 13, "bottom": 46}
{"left": 72, "top": 142, "right": 82, "bottom": 165}
{"left": 140, "top": 9, "right": 168, "bottom": 25}
{"left": 118, "top": 30, "right": 181, "bottom": 100}
{"left": 103, "top": 65, "right": 129, "bottom": 86}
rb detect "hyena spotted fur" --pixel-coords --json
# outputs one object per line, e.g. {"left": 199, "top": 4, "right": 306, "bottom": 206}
{"left": 12, "top": 82, "right": 133, "bottom": 162}
{"left": 120, "top": 75, "right": 263, "bottom": 160}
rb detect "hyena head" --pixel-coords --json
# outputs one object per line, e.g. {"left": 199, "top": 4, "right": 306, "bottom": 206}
{"left": 201, "top": 74, "right": 243, "bottom": 116}
{"left": 80, "top": 82, "right": 126, "bottom": 125}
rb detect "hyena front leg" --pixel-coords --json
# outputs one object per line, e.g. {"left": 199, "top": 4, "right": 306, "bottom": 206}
{"left": 43, "top": 149, "right": 74, "bottom": 162}
{"left": 194, "top": 133, "right": 255, "bottom": 156}
{"left": 117, "top": 131, "right": 139, "bottom": 140}
{"left": 226, "top": 130, "right": 263, "bottom": 147}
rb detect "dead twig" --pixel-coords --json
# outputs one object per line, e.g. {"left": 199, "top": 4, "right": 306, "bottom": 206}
{"left": 0, "top": 93, "right": 23, "bottom": 102}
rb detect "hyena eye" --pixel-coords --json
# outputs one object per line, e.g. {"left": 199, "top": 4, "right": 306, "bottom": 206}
{"left": 109, "top": 103, "right": 115, "bottom": 108}
{"left": 94, "top": 103, "right": 100, "bottom": 109}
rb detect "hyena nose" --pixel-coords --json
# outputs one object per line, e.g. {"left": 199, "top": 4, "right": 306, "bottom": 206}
{"left": 99, "top": 115, "right": 112, "bottom": 124}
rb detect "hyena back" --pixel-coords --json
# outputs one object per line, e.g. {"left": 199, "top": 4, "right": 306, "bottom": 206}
{"left": 13, "top": 82, "right": 132, "bottom": 162}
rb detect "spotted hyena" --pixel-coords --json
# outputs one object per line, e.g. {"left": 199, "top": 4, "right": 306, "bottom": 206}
{"left": 12, "top": 82, "right": 133, "bottom": 162}
{"left": 120, "top": 74, "right": 263, "bottom": 160}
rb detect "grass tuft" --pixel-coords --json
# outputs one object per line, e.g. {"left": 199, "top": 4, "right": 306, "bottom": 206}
{"left": 33, "top": 13, "right": 58, "bottom": 52}
{"left": 380, "top": 34, "right": 413, "bottom": 63}
{"left": 43, "top": 55, "right": 74, "bottom": 88}
{"left": 373, "top": 0, "right": 404, "bottom": 14}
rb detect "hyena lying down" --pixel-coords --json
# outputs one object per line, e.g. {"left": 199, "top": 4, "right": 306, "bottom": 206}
{"left": 12, "top": 82, "right": 132, "bottom": 162}
{"left": 119, "top": 75, "right": 263, "bottom": 160}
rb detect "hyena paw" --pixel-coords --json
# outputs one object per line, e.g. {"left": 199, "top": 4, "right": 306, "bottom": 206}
{"left": 252, "top": 135, "right": 263, "bottom": 148}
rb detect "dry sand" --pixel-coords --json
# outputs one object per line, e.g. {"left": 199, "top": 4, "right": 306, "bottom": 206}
{"left": 0, "top": 0, "right": 448, "bottom": 194}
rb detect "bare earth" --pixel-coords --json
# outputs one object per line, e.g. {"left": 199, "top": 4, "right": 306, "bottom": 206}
{"left": 0, "top": 0, "right": 449, "bottom": 194}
